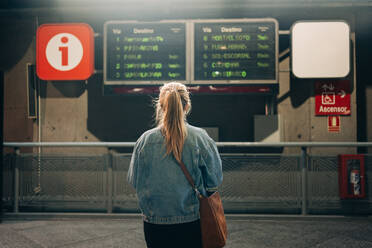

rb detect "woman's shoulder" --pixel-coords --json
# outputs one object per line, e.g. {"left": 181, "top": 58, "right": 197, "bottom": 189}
{"left": 136, "top": 127, "right": 162, "bottom": 145}
{"left": 186, "top": 124, "right": 206, "bottom": 136}
{"left": 143, "top": 126, "right": 160, "bottom": 136}
{"left": 186, "top": 124, "right": 214, "bottom": 144}
{"left": 140, "top": 127, "right": 161, "bottom": 139}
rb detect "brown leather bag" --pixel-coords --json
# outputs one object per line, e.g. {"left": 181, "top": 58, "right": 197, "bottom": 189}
{"left": 178, "top": 161, "right": 227, "bottom": 248}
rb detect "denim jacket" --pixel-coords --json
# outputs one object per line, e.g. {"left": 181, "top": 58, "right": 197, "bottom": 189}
{"left": 127, "top": 124, "right": 223, "bottom": 224}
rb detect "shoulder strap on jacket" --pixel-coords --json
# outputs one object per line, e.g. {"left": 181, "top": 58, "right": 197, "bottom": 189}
{"left": 177, "top": 160, "right": 196, "bottom": 189}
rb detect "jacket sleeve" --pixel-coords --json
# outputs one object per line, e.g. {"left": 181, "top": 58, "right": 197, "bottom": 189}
{"left": 127, "top": 136, "right": 144, "bottom": 189}
{"left": 200, "top": 133, "right": 223, "bottom": 192}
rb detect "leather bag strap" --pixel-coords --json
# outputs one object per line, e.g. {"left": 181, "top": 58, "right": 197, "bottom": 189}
{"left": 177, "top": 160, "right": 200, "bottom": 195}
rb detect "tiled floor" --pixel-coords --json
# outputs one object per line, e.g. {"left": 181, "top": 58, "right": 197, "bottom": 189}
{"left": 0, "top": 215, "right": 371, "bottom": 248}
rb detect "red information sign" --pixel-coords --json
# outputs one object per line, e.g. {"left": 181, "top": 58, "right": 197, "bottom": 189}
{"left": 37, "top": 23, "right": 94, "bottom": 80}
{"left": 315, "top": 80, "right": 351, "bottom": 116}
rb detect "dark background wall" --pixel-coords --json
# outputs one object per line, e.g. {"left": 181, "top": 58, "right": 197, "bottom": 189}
{"left": 1, "top": 0, "right": 371, "bottom": 154}
{"left": 355, "top": 9, "right": 372, "bottom": 153}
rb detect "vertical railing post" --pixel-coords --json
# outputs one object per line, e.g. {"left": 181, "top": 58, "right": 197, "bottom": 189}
{"left": 107, "top": 149, "right": 113, "bottom": 214}
{"left": 13, "top": 148, "right": 20, "bottom": 213}
{"left": 300, "top": 146, "right": 308, "bottom": 215}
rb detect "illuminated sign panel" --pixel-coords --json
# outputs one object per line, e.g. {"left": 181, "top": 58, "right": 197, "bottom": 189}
{"left": 37, "top": 23, "right": 94, "bottom": 80}
{"left": 291, "top": 21, "right": 350, "bottom": 78}
{"left": 104, "top": 19, "right": 278, "bottom": 88}
{"left": 193, "top": 19, "right": 278, "bottom": 84}
{"left": 104, "top": 21, "right": 186, "bottom": 85}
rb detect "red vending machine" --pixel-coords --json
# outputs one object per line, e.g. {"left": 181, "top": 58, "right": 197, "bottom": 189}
{"left": 338, "top": 155, "right": 366, "bottom": 199}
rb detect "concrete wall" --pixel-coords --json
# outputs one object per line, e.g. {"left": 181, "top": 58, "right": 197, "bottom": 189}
{"left": 2, "top": 17, "right": 36, "bottom": 153}
{"left": 367, "top": 86, "right": 372, "bottom": 153}
{"left": 356, "top": 10, "right": 372, "bottom": 153}
{"left": 278, "top": 34, "right": 358, "bottom": 155}
{"left": 2, "top": 4, "right": 371, "bottom": 155}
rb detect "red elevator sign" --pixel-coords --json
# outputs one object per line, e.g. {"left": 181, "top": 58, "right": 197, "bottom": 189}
{"left": 37, "top": 23, "right": 94, "bottom": 80}
{"left": 315, "top": 80, "right": 351, "bottom": 116}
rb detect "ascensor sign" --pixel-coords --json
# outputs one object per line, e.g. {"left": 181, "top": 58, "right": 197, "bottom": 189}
{"left": 314, "top": 80, "right": 351, "bottom": 116}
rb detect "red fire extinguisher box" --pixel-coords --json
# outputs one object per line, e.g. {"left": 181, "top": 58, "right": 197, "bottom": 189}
{"left": 338, "top": 154, "right": 366, "bottom": 199}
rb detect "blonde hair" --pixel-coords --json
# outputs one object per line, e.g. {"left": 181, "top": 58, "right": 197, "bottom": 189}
{"left": 155, "top": 82, "right": 191, "bottom": 162}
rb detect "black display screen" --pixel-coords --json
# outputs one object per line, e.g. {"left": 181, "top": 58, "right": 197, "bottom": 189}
{"left": 105, "top": 22, "right": 186, "bottom": 83}
{"left": 194, "top": 21, "right": 276, "bottom": 81}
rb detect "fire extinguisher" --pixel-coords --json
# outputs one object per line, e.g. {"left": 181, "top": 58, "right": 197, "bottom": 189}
{"left": 350, "top": 169, "right": 361, "bottom": 196}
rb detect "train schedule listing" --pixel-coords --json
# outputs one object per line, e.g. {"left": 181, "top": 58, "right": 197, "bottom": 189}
{"left": 105, "top": 22, "right": 186, "bottom": 84}
{"left": 194, "top": 19, "right": 277, "bottom": 83}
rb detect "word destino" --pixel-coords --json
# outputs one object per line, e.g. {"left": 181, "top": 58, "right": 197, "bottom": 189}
{"left": 112, "top": 28, "right": 155, "bottom": 34}
{"left": 202, "top": 27, "right": 242, "bottom": 33}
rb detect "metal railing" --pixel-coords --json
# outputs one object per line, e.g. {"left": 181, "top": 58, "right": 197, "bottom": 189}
{"left": 2, "top": 142, "right": 372, "bottom": 215}
{"left": 4, "top": 141, "right": 372, "bottom": 147}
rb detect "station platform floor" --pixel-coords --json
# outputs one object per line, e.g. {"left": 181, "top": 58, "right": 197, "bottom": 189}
{"left": 0, "top": 213, "right": 371, "bottom": 248}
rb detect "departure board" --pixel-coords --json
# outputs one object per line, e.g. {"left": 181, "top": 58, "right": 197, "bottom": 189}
{"left": 104, "top": 22, "right": 186, "bottom": 84}
{"left": 193, "top": 19, "right": 277, "bottom": 83}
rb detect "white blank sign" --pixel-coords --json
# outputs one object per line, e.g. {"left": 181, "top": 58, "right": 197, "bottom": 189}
{"left": 291, "top": 21, "right": 350, "bottom": 78}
